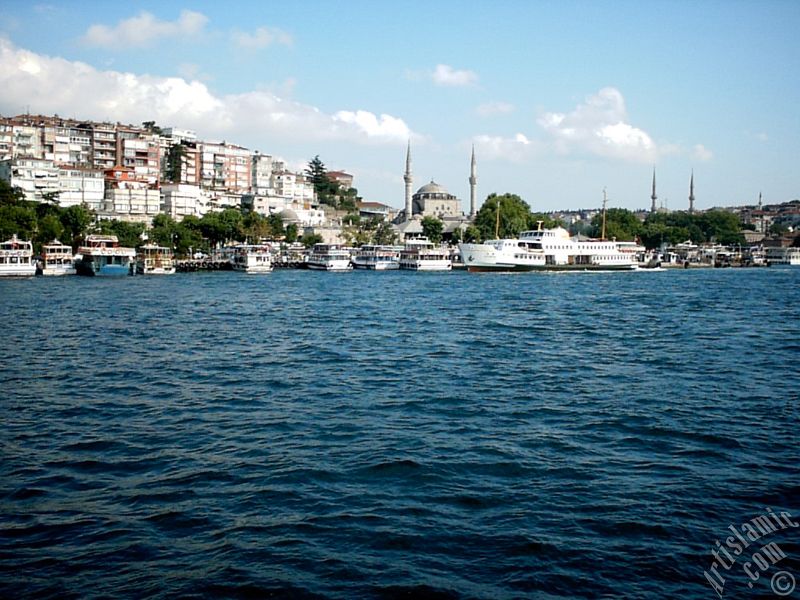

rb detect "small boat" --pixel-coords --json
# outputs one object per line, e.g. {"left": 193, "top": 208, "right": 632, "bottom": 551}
{"left": 230, "top": 243, "right": 273, "bottom": 273}
{"left": 351, "top": 245, "right": 401, "bottom": 270}
{"left": 399, "top": 237, "right": 452, "bottom": 271}
{"left": 39, "top": 239, "right": 76, "bottom": 276}
{"left": 0, "top": 234, "right": 37, "bottom": 277}
{"left": 307, "top": 243, "right": 352, "bottom": 271}
{"left": 75, "top": 234, "right": 135, "bottom": 277}
{"left": 136, "top": 244, "right": 176, "bottom": 275}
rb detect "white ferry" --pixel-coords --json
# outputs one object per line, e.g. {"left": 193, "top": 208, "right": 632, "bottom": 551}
{"left": 74, "top": 234, "right": 135, "bottom": 276}
{"left": 766, "top": 246, "right": 800, "bottom": 266}
{"left": 230, "top": 243, "right": 273, "bottom": 273}
{"left": 399, "top": 237, "right": 452, "bottom": 271}
{"left": 136, "top": 244, "right": 176, "bottom": 275}
{"left": 307, "top": 243, "right": 352, "bottom": 271}
{"left": 460, "top": 225, "right": 638, "bottom": 272}
{"left": 0, "top": 234, "right": 37, "bottom": 277}
{"left": 40, "top": 239, "right": 76, "bottom": 276}
{"left": 351, "top": 245, "right": 401, "bottom": 270}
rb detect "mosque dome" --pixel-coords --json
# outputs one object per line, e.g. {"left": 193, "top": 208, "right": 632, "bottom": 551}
{"left": 416, "top": 180, "right": 449, "bottom": 196}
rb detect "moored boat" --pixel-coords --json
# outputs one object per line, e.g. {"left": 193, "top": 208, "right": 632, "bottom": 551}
{"left": 351, "top": 245, "right": 401, "bottom": 270}
{"left": 0, "top": 234, "right": 37, "bottom": 277}
{"left": 399, "top": 237, "right": 452, "bottom": 271}
{"left": 75, "top": 234, "right": 135, "bottom": 276}
{"left": 136, "top": 244, "right": 176, "bottom": 275}
{"left": 307, "top": 244, "right": 352, "bottom": 271}
{"left": 230, "top": 243, "right": 273, "bottom": 273}
{"left": 460, "top": 224, "right": 638, "bottom": 272}
{"left": 40, "top": 239, "right": 76, "bottom": 276}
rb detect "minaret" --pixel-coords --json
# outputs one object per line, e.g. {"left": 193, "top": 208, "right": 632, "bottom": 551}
{"left": 404, "top": 140, "right": 413, "bottom": 222}
{"left": 650, "top": 168, "right": 658, "bottom": 213}
{"left": 688, "top": 170, "right": 695, "bottom": 214}
{"left": 469, "top": 145, "right": 477, "bottom": 219}
{"left": 758, "top": 192, "right": 763, "bottom": 210}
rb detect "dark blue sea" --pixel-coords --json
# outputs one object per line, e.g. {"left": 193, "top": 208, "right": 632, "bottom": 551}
{"left": 1, "top": 268, "right": 799, "bottom": 599}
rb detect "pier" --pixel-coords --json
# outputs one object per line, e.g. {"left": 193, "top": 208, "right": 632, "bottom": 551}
{"left": 175, "top": 259, "right": 233, "bottom": 272}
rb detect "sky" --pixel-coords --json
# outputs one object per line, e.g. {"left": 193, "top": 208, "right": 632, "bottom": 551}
{"left": 0, "top": 0, "right": 798, "bottom": 213}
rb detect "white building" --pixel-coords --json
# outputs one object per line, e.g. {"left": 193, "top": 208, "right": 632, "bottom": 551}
{"left": 56, "top": 166, "right": 105, "bottom": 209}
{"left": 0, "top": 158, "right": 60, "bottom": 202}
{"left": 162, "top": 184, "right": 209, "bottom": 220}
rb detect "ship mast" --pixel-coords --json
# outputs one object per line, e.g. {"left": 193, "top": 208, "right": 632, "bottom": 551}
{"left": 495, "top": 197, "right": 501, "bottom": 239}
{"left": 601, "top": 188, "right": 608, "bottom": 240}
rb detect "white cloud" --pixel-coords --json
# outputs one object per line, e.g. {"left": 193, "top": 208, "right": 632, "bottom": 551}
{"left": 0, "top": 37, "right": 412, "bottom": 147}
{"left": 473, "top": 133, "right": 538, "bottom": 163}
{"left": 692, "top": 143, "right": 713, "bottom": 161}
{"left": 81, "top": 10, "right": 208, "bottom": 48}
{"left": 232, "top": 26, "right": 293, "bottom": 49}
{"left": 476, "top": 101, "right": 514, "bottom": 117}
{"left": 538, "top": 87, "right": 658, "bottom": 162}
{"left": 431, "top": 64, "right": 478, "bottom": 87}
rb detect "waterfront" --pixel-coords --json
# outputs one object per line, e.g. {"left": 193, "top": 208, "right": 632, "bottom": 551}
{"left": 1, "top": 268, "right": 799, "bottom": 598}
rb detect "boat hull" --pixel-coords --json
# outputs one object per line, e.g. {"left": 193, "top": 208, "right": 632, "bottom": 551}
{"left": 76, "top": 259, "right": 133, "bottom": 277}
{"left": 0, "top": 265, "right": 37, "bottom": 277}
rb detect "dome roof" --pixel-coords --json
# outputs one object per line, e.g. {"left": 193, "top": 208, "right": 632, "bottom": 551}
{"left": 279, "top": 208, "right": 300, "bottom": 222}
{"left": 416, "top": 180, "right": 449, "bottom": 195}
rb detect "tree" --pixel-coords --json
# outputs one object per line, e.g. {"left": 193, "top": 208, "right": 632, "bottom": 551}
{"left": 142, "top": 121, "right": 163, "bottom": 135}
{"left": 0, "top": 204, "right": 37, "bottom": 240}
{"left": 590, "top": 208, "right": 641, "bottom": 241}
{"left": 421, "top": 216, "right": 444, "bottom": 243}
{"left": 165, "top": 144, "right": 186, "bottom": 183}
{"left": 0, "top": 179, "right": 25, "bottom": 206}
{"left": 97, "top": 219, "right": 146, "bottom": 248}
{"left": 285, "top": 223, "right": 299, "bottom": 244}
{"left": 37, "top": 214, "right": 64, "bottom": 246}
{"left": 473, "top": 193, "right": 540, "bottom": 240}
{"left": 300, "top": 232, "right": 324, "bottom": 248}
{"left": 463, "top": 225, "right": 481, "bottom": 242}
{"left": 60, "top": 204, "right": 93, "bottom": 248}
{"left": 373, "top": 221, "right": 398, "bottom": 245}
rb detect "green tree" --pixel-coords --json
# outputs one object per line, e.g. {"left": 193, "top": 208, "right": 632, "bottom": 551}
{"left": 300, "top": 232, "right": 324, "bottom": 248}
{"left": 266, "top": 213, "right": 285, "bottom": 238}
{"left": 165, "top": 143, "right": 186, "bottom": 183}
{"left": 421, "top": 216, "right": 444, "bottom": 243}
{"left": 97, "top": 220, "right": 146, "bottom": 248}
{"left": 37, "top": 214, "right": 64, "bottom": 246}
{"left": 0, "top": 179, "right": 26, "bottom": 206}
{"left": 463, "top": 225, "right": 481, "bottom": 242}
{"left": 473, "top": 193, "right": 540, "bottom": 240}
{"left": 285, "top": 223, "right": 299, "bottom": 244}
{"left": 0, "top": 204, "right": 37, "bottom": 240}
{"left": 373, "top": 221, "right": 398, "bottom": 245}
{"left": 60, "top": 204, "right": 93, "bottom": 248}
{"left": 590, "top": 208, "right": 641, "bottom": 241}
{"left": 142, "top": 121, "right": 163, "bottom": 135}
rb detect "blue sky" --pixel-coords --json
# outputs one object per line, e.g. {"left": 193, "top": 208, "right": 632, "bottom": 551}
{"left": 1, "top": 0, "right": 798, "bottom": 212}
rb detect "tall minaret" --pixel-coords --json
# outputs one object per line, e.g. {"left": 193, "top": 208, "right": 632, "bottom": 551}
{"left": 758, "top": 192, "right": 763, "bottom": 210}
{"left": 404, "top": 140, "right": 413, "bottom": 222}
{"left": 688, "top": 170, "right": 695, "bottom": 214}
{"left": 469, "top": 145, "right": 477, "bottom": 219}
{"left": 650, "top": 168, "right": 658, "bottom": 213}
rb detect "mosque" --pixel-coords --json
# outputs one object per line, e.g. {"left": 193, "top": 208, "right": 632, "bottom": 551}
{"left": 393, "top": 142, "right": 477, "bottom": 240}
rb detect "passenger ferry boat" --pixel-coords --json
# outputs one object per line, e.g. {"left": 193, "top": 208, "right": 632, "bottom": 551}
{"left": 39, "top": 239, "right": 76, "bottom": 276}
{"left": 399, "top": 237, "right": 452, "bottom": 271}
{"left": 307, "top": 244, "right": 352, "bottom": 271}
{"left": 766, "top": 246, "right": 800, "bottom": 266}
{"left": 0, "top": 234, "right": 37, "bottom": 277}
{"left": 136, "top": 244, "right": 176, "bottom": 275}
{"left": 351, "top": 245, "right": 401, "bottom": 270}
{"left": 230, "top": 243, "right": 273, "bottom": 273}
{"left": 460, "top": 225, "right": 638, "bottom": 272}
{"left": 74, "top": 234, "right": 135, "bottom": 276}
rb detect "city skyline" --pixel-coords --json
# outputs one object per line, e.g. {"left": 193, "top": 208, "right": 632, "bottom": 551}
{"left": 0, "top": 0, "right": 798, "bottom": 212}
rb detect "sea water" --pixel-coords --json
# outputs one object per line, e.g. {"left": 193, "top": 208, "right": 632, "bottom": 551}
{"left": 1, "top": 268, "right": 798, "bottom": 598}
